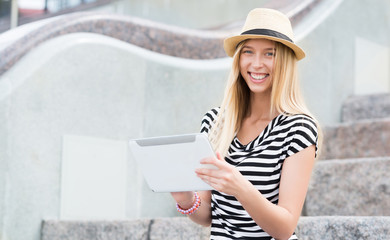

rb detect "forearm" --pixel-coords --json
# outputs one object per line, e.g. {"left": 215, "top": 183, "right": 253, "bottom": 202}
{"left": 188, "top": 200, "right": 212, "bottom": 227}
{"left": 236, "top": 182, "right": 297, "bottom": 240}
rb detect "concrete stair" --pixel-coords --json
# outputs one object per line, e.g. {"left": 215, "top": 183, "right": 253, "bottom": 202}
{"left": 41, "top": 93, "right": 390, "bottom": 239}
{"left": 320, "top": 118, "right": 390, "bottom": 160}
{"left": 319, "top": 93, "right": 390, "bottom": 160}
{"left": 296, "top": 216, "right": 390, "bottom": 240}
{"left": 42, "top": 216, "right": 390, "bottom": 240}
{"left": 305, "top": 157, "right": 390, "bottom": 216}
{"left": 341, "top": 93, "right": 390, "bottom": 122}
{"left": 42, "top": 218, "right": 210, "bottom": 240}
{"left": 302, "top": 93, "right": 390, "bottom": 238}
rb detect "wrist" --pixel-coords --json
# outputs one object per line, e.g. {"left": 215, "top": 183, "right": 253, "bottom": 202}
{"left": 176, "top": 192, "right": 195, "bottom": 209}
{"left": 234, "top": 178, "right": 255, "bottom": 200}
{"left": 176, "top": 192, "right": 201, "bottom": 215}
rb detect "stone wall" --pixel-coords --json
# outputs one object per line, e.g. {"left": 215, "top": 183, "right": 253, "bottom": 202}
{"left": 0, "top": 32, "right": 228, "bottom": 240}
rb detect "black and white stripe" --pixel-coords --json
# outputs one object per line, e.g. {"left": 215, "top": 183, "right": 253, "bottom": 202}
{"left": 200, "top": 108, "right": 318, "bottom": 240}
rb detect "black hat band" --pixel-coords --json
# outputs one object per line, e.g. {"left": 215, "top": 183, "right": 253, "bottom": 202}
{"left": 241, "top": 29, "right": 294, "bottom": 43}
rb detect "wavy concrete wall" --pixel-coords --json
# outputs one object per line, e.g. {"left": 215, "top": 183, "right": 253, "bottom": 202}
{"left": 0, "top": 0, "right": 324, "bottom": 76}
{"left": 0, "top": 32, "right": 229, "bottom": 240}
{"left": 97, "top": 0, "right": 270, "bottom": 29}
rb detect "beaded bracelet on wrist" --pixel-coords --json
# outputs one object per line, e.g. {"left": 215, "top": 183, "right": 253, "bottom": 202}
{"left": 176, "top": 192, "right": 201, "bottom": 215}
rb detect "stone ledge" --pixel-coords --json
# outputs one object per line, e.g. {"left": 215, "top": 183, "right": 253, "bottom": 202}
{"left": 150, "top": 218, "right": 210, "bottom": 240}
{"left": 305, "top": 157, "right": 390, "bottom": 216}
{"left": 42, "top": 216, "right": 390, "bottom": 240}
{"left": 41, "top": 219, "right": 152, "bottom": 240}
{"left": 320, "top": 118, "right": 390, "bottom": 160}
{"left": 341, "top": 93, "right": 390, "bottom": 122}
{"left": 42, "top": 218, "right": 209, "bottom": 240}
{"left": 296, "top": 216, "right": 390, "bottom": 240}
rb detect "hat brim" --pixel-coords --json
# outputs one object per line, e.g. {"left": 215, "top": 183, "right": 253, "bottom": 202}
{"left": 224, "top": 34, "right": 305, "bottom": 60}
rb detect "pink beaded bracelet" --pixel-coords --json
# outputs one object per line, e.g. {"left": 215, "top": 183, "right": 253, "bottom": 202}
{"left": 176, "top": 192, "right": 201, "bottom": 215}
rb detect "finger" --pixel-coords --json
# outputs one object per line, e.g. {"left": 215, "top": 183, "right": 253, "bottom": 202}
{"left": 196, "top": 169, "right": 227, "bottom": 189}
{"left": 200, "top": 156, "right": 227, "bottom": 169}
{"left": 200, "top": 156, "right": 216, "bottom": 164}
{"left": 197, "top": 173, "right": 220, "bottom": 187}
{"left": 198, "top": 173, "right": 228, "bottom": 193}
{"left": 195, "top": 167, "right": 219, "bottom": 177}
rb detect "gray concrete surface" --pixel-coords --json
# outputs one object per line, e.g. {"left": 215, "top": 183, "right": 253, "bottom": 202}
{"left": 305, "top": 157, "right": 390, "bottom": 216}
{"left": 320, "top": 119, "right": 390, "bottom": 160}
{"left": 341, "top": 93, "right": 390, "bottom": 122}
{"left": 41, "top": 216, "right": 390, "bottom": 240}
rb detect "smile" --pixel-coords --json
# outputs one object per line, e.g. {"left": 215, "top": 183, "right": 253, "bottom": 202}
{"left": 249, "top": 72, "right": 269, "bottom": 81}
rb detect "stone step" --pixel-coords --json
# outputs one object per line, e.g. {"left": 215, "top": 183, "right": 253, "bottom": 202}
{"left": 41, "top": 218, "right": 210, "bottom": 240}
{"left": 296, "top": 216, "right": 390, "bottom": 240}
{"left": 320, "top": 118, "right": 390, "bottom": 160}
{"left": 42, "top": 216, "right": 390, "bottom": 240}
{"left": 304, "top": 157, "right": 390, "bottom": 216}
{"left": 341, "top": 93, "right": 390, "bottom": 122}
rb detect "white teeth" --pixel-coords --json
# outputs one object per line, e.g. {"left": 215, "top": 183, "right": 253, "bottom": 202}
{"left": 250, "top": 73, "right": 268, "bottom": 80}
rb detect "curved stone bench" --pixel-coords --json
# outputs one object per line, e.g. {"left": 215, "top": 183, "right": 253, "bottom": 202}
{"left": 0, "top": 0, "right": 325, "bottom": 76}
{"left": 0, "top": 12, "right": 227, "bottom": 76}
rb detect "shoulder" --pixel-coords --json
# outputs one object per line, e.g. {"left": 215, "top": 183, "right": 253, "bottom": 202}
{"left": 202, "top": 107, "right": 220, "bottom": 122}
{"left": 280, "top": 113, "right": 318, "bottom": 136}
{"left": 200, "top": 107, "right": 220, "bottom": 134}
{"left": 281, "top": 113, "right": 319, "bottom": 157}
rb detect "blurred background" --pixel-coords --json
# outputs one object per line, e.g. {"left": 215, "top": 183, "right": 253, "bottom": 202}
{"left": 0, "top": 0, "right": 272, "bottom": 31}
{"left": 0, "top": 0, "right": 389, "bottom": 239}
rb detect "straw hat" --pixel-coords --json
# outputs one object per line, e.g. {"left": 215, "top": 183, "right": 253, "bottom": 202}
{"left": 224, "top": 8, "right": 305, "bottom": 60}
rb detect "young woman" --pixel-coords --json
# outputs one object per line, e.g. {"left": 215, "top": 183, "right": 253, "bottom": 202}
{"left": 171, "top": 8, "right": 320, "bottom": 240}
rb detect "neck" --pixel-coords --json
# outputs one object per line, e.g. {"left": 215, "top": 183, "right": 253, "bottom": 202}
{"left": 248, "top": 91, "right": 277, "bottom": 120}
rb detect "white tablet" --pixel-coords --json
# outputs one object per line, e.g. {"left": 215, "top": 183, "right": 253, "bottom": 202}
{"left": 129, "top": 133, "right": 216, "bottom": 192}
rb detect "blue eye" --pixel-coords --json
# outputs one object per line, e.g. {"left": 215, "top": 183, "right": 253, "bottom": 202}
{"left": 242, "top": 50, "right": 253, "bottom": 54}
{"left": 266, "top": 52, "right": 275, "bottom": 57}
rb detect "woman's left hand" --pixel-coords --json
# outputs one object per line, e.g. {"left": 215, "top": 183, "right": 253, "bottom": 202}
{"left": 195, "top": 152, "right": 250, "bottom": 196}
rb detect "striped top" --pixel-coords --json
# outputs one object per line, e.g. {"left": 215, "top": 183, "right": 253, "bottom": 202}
{"left": 200, "top": 108, "right": 318, "bottom": 240}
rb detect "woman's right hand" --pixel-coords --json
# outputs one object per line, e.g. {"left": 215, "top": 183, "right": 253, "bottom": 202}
{"left": 171, "top": 191, "right": 195, "bottom": 209}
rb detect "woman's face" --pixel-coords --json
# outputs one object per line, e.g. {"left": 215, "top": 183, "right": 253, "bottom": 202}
{"left": 239, "top": 39, "right": 275, "bottom": 96}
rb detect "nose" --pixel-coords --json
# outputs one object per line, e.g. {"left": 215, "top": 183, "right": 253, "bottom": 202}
{"left": 252, "top": 54, "right": 265, "bottom": 68}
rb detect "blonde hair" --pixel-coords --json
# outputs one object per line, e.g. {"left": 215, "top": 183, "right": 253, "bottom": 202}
{"left": 209, "top": 40, "right": 322, "bottom": 157}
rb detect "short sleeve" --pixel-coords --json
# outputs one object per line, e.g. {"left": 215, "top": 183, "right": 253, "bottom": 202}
{"left": 286, "top": 115, "right": 318, "bottom": 158}
{"left": 200, "top": 107, "right": 220, "bottom": 135}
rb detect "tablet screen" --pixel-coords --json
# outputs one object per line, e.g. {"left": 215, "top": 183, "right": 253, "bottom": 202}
{"left": 129, "top": 133, "right": 216, "bottom": 192}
